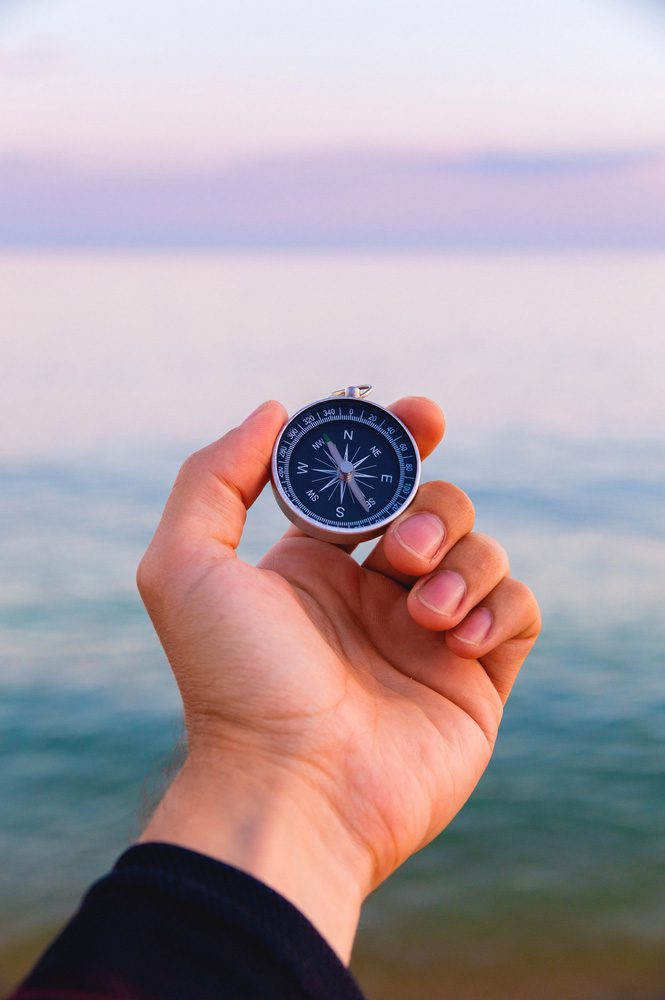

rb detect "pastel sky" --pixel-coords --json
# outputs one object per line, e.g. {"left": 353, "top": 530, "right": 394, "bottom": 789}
{"left": 1, "top": 0, "right": 665, "bottom": 245}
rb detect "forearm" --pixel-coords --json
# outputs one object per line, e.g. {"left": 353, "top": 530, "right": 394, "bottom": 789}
{"left": 140, "top": 749, "right": 370, "bottom": 964}
{"left": 12, "top": 737, "right": 370, "bottom": 1000}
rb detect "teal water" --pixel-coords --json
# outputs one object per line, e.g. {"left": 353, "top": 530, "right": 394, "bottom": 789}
{"left": 1, "top": 252, "right": 664, "bottom": 997}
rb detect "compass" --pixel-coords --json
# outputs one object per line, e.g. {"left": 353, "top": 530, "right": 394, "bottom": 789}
{"left": 271, "top": 385, "right": 422, "bottom": 544}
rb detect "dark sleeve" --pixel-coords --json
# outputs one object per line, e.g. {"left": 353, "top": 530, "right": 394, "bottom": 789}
{"left": 11, "top": 842, "right": 367, "bottom": 1000}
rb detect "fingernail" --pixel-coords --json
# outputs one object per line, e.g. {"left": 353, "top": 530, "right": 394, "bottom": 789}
{"left": 393, "top": 513, "right": 446, "bottom": 559}
{"left": 417, "top": 570, "right": 466, "bottom": 615}
{"left": 451, "top": 606, "right": 493, "bottom": 645}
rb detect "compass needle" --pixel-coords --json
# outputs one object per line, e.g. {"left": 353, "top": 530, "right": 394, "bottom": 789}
{"left": 348, "top": 478, "right": 371, "bottom": 512}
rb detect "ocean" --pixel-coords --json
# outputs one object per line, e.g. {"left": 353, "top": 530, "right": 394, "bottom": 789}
{"left": 1, "top": 251, "right": 664, "bottom": 998}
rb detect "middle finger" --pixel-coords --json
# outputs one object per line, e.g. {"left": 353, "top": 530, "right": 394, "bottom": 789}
{"left": 407, "top": 531, "right": 510, "bottom": 632}
{"left": 362, "top": 480, "right": 475, "bottom": 585}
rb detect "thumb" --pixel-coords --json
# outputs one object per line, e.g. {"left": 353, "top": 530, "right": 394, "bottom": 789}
{"left": 155, "top": 400, "right": 287, "bottom": 555}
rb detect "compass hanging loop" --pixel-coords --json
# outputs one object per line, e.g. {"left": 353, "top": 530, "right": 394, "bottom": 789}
{"left": 329, "top": 385, "right": 373, "bottom": 399}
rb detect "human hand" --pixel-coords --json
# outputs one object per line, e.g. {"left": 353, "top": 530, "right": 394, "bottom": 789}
{"left": 138, "top": 398, "right": 540, "bottom": 961}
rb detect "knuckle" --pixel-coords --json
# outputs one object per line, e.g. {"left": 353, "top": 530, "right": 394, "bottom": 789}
{"left": 416, "top": 480, "right": 476, "bottom": 528}
{"left": 177, "top": 450, "right": 204, "bottom": 483}
{"left": 136, "top": 540, "right": 178, "bottom": 607}
{"left": 136, "top": 549, "right": 158, "bottom": 603}
{"left": 415, "top": 480, "right": 440, "bottom": 502}
{"left": 448, "top": 484, "right": 476, "bottom": 528}
{"left": 469, "top": 532, "right": 510, "bottom": 575}
{"left": 506, "top": 576, "right": 533, "bottom": 602}
{"left": 509, "top": 579, "right": 542, "bottom": 634}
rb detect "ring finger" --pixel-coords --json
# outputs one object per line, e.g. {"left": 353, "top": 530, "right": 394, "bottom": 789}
{"left": 363, "top": 480, "right": 475, "bottom": 585}
{"left": 407, "top": 531, "right": 510, "bottom": 631}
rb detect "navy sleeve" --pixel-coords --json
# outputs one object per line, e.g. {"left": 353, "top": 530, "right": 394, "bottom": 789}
{"left": 11, "top": 842, "right": 367, "bottom": 1000}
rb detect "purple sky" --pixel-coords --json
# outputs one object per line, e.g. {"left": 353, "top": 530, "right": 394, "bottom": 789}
{"left": 2, "top": 0, "right": 665, "bottom": 247}
{"left": 2, "top": 147, "right": 664, "bottom": 248}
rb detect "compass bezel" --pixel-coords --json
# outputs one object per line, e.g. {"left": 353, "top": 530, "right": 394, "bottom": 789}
{"left": 270, "top": 394, "right": 422, "bottom": 544}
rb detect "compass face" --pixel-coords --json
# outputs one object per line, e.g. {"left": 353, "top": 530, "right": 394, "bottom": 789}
{"left": 272, "top": 396, "right": 421, "bottom": 540}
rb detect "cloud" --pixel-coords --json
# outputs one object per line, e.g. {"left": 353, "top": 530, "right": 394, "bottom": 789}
{"left": 1, "top": 146, "right": 663, "bottom": 248}
{"left": 426, "top": 148, "right": 660, "bottom": 175}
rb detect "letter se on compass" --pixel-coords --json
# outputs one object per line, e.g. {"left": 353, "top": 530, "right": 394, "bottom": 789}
{"left": 271, "top": 386, "right": 422, "bottom": 545}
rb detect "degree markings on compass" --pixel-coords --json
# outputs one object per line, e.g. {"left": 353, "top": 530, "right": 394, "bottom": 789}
{"left": 281, "top": 405, "right": 415, "bottom": 520}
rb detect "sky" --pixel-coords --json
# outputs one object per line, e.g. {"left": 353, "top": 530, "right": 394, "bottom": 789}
{"left": 1, "top": 0, "right": 664, "bottom": 246}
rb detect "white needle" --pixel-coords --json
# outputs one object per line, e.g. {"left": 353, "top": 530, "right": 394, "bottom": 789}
{"left": 324, "top": 433, "right": 370, "bottom": 512}
{"left": 348, "top": 477, "right": 370, "bottom": 512}
{"left": 324, "top": 434, "right": 347, "bottom": 470}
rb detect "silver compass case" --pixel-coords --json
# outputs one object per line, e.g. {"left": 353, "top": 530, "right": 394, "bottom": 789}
{"left": 270, "top": 385, "right": 422, "bottom": 545}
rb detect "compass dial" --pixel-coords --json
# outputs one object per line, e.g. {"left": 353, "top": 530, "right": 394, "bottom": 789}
{"left": 271, "top": 396, "right": 421, "bottom": 543}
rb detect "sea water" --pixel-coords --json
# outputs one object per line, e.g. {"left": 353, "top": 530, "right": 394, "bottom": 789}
{"left": 1, "top": 252, "right": 664, "bottom": 998}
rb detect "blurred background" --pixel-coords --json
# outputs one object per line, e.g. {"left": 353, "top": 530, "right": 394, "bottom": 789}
{"left": 1, "top": 1, "right": 664, "bottom": 997}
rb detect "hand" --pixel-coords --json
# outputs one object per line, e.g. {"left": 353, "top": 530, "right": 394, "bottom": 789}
{"left": 137, "top": 398, "right": 540, "bottom": 962}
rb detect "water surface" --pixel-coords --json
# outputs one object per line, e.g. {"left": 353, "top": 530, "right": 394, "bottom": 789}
{"left": 1, "top": 252, "right": 664, "bottom": 998}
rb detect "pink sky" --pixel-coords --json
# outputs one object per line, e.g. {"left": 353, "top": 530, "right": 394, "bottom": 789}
{"left": 1, "top": 0, "right": 665, "bottom": 246}
{"left": 2, "top": 148, "right": 664, "bottom": 247}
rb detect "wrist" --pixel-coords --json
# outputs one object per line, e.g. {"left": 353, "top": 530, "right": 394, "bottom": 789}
{"left": 139, "top": 746, "right": 371, "bottom": 963}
